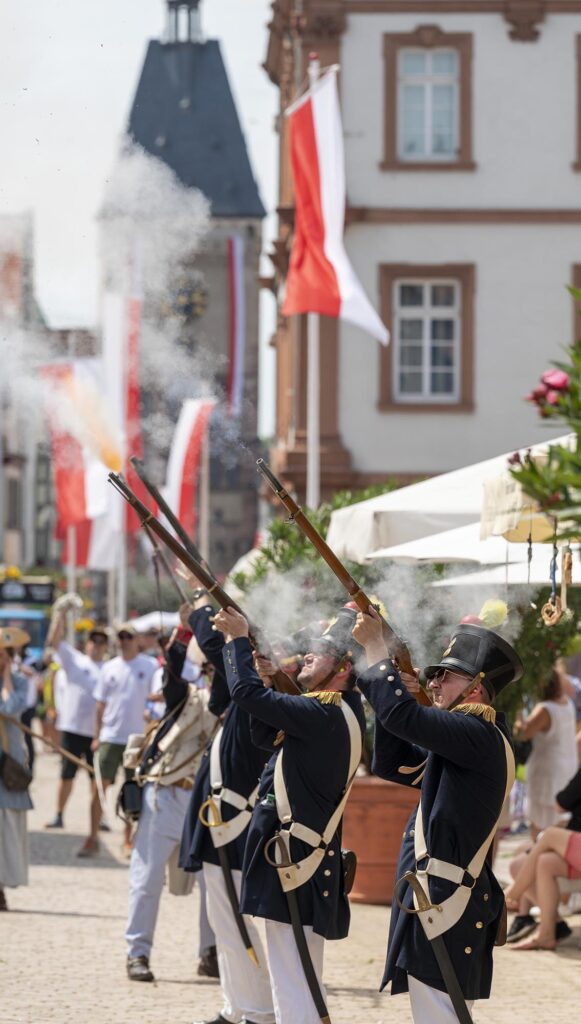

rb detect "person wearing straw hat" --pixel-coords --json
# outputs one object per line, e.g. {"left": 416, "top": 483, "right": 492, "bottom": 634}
{"left": 352, "top": 609, "right": 522, "bottom": 1024}
{"left": 0, "top": 625, "right": 32, "bottom": 911}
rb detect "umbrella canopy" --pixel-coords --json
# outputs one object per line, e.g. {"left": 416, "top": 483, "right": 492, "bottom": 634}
{"left": 432, "top": 550, "right": 570, "bottom": 588}
{"left": 326, "top": 433, "right": 571, "bottom": 564}
{"left": 128, "top": 610, "right": 180, "bottom": 633}
{"left": 368, "top": 522, "right": 531, "bottom": 566}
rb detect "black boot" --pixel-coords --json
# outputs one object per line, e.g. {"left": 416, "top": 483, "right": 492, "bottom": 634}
{"left": 191, "top": 1015, "right": 232, "bottom": 1024}
{"left": 126, "top": 955, "right": 154, "bottom": 982}
{"left": 197, "top": 945, "right": 219, "bottom": 978}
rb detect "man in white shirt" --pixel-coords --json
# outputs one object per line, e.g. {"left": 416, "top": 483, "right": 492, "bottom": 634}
{"left": 44, "top": 614, "right": 109, "bottom": 834}
{"left": 82, "top": 623, "right": 157, "bottom": 859}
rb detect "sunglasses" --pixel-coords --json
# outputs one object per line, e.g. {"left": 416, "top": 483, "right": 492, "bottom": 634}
{"left": 430, "top": 668, "right": 462, "bottom": 683}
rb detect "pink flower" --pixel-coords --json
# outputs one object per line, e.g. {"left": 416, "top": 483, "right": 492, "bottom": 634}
{"left": 507, "top": 451, "right": 522, "bottom": 465}
{"left": 546, "top": 390, "right": 561, "bottom": 405}
{"left": 532, "top": 383, "right": 549, "bottom": 400}
{"left": 541, "top": 369, "right": 570, "bottom": 391}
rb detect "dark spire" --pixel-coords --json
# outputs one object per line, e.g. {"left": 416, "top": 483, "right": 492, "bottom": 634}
{"left": 127, "top": 2, "right": 265, "bottom": 219}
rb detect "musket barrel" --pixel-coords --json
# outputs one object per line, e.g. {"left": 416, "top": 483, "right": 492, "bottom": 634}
{"left": 130, "top": 456, "right": 207, "bottom": 568}
{"left": 108, "top": 472, "right": 301, "bottom": 696}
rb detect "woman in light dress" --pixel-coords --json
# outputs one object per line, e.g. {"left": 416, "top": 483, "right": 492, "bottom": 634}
{"left": 0, "top": 631, "right": 33, "bottom": 911}
{"left": 514, "top": 665, "right": 578, "bottom": 841}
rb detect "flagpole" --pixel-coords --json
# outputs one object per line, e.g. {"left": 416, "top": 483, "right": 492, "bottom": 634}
{"left": 306, "top": 53, "right": 321, "bottom": 511}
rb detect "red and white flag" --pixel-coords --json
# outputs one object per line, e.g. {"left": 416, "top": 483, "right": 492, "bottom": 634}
{"left": 226, "top": 235, "right": 246, "bottom": 416}
{"left": 43, "top": 360, "right": 123, "bottom": 571}
{"left": 164, "top": 398, "right": 215, "bottom": 542}
{"left": 283, "top": 67, "right": 388, "bottom": 345}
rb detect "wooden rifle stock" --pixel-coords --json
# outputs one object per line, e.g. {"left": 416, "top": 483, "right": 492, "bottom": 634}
{"left": 108, "top": 472, "right": 300, "bottom": 696}
{"left": 256, "top": 459, "right": 432, "bottom": 707}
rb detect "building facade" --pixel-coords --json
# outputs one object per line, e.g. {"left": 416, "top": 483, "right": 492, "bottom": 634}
{"left": 265, "top": 0, "right": 578, "bottom": 497}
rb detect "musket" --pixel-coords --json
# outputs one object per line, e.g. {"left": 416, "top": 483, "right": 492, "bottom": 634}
{"left": 142, "top": 523, "right": 188, "bottom": 604}
{"left": 108, "top": 472, "right": 301, "bottom": 696}
{"left": 256, "top": 459, "right": 432, "bottom": 708}
{"left": 130, "top": 456, "right": 209, "bottom": 573}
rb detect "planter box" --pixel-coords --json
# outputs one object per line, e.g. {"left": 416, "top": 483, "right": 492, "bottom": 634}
{"left": 342, "top": 775, "right": 419, "bottom": 906}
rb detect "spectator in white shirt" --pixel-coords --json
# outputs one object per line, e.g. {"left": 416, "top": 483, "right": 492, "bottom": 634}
{"left": 44, "top": 611, "right": 109, "bottom": 833}
{"left": 82, "top": 623, "right": 157, "bottom": 859}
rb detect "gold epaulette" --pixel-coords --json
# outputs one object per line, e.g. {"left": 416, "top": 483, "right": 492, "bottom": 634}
{"left": 303, "top": 690, "right": 343, "bottom": 706}
{"left": 452, "top": 703, "right": 496, "bottom": 724}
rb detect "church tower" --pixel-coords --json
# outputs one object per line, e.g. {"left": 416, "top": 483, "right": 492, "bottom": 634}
{"left": 103, "top": 0, "right": 265, "bottom": 575}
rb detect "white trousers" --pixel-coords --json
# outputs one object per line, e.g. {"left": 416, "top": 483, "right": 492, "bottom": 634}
{"left": 265, "top": 920, "right": 326, "bottom": 1024}
{"left": 408, "top": 975, "right": 475, "bottom": 1024}
{"left": 125, "top": 784, "right": 214, "bottom": 960}
{"left": 204, "top": 862, "right": 275, "bottom": 1024}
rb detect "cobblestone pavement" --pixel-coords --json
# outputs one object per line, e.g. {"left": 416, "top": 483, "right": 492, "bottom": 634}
{"left": 2, "top": 751, "right": 581, "bottom": 1023}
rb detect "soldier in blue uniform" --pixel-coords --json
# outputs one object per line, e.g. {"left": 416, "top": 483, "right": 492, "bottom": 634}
{"left": 212, "top": 603, "right": 366, "bottom": 1024}
{"left": 179, "top": 591, "right": 275, "bottom": 1024}
{"left": 352, "top": 607, "right": 522, "bottom": 1024}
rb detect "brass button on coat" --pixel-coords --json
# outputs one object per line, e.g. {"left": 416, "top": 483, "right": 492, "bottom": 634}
{"left": 476, "top": 921, "right": 483, "bottom": 929}
{"left": 464, "top": 947, "right": 472, "bottom": 954}
{"left": 483, "top": 893, "right": 489, "bottom": 901}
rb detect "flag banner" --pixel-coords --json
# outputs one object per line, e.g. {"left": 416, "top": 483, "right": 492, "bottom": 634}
{"left": 227, "top": 234, "right": 246, "bottom": 416}
{"left": 283, "top": 67, "right": 389, "bottom": 345}
{"left": 43, "top": 359, "right": 123, "bottom": 570}
{"left": 164, "top": 398, "right": 216, "bottom": 542}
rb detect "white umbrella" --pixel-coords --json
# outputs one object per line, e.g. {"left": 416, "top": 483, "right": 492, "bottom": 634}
{"left": 432, "top": 551, "right": 566, "bottom": 588}
{"left": 368, "top": 522, "right": 531, "bottom": 566}
{"left": 326, "top": 433, "right": 571, "bottom": 564}
{"left": 128, "top": 610, "right": 180, "bottom": 633}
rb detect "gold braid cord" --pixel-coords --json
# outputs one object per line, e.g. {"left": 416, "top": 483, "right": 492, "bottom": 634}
{"left": 303, "top": 691, "right": 343, "bottom": 706}
{"left": 452, "top": 703, "right": 497, "bottom": 725}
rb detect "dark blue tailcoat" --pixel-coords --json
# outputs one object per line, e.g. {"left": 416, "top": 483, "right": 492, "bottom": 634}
{"left": 358, "top": 660, "right": 512, "bottom": 1001}
{"left": 223, "top": 636, "right": 366, "bottom": 940}
{"left": 179, "top": 606, "right": 269, "bottom": 872}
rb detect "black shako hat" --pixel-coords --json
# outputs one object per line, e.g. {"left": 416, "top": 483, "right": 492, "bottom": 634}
{"left": 424, "top": 622, "right": 523, "bottom": 700}
{"left": 311, "top": 605, "right": 365, "bottom": 667}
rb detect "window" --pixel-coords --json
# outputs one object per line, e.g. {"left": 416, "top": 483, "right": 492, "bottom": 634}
{"left": 398, "top": 49, "right": 458, "bottom": 161}
{"left": 395, "top": 280, "right": 460, "bottom": 401}
{"left": 382, "top": 27, "right": 474, "bottom": 172}
{"left": 379, "top": 264, "right": 475, "bottom": 412}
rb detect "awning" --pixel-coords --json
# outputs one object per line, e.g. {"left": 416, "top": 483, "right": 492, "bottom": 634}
{"left": 368, "top": 522, "right": 530, "bottom": 566}
{"left": 326, "top": 433, "right": 571, "bottom": 564}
